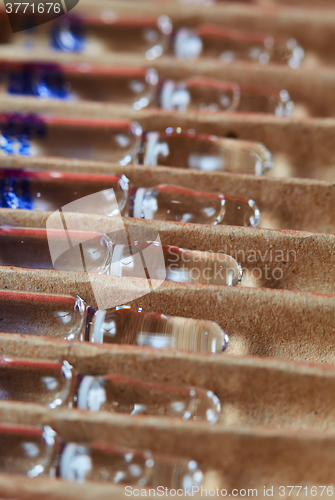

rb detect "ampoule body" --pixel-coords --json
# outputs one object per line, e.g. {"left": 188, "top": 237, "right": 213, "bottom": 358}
{"left": 0, "top": 290, "right": 229, "bottom": 353}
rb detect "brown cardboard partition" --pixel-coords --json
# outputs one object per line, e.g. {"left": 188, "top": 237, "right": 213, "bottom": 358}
{"left": 0, "top": 156, "right": 334, "bottom": 234}
{"left": 1, "top": 207, "right": 335, "bottom": 295}
{"left": 0, "top": 50, "right": 335, "bottom": 118}
{"left": 1, "top": 401, "right": 335, "bottom": 497}
{"left": 0, "top": 255, "right": 334, "bottom": 362}
{"left": 1, "top": 94, "right": 335, "bottom": 181}
{"left": 76, "top": 0, "right": 335, "bottom": 66}
{"left": 3, "top": 333, "right": 335, "bottom": 433}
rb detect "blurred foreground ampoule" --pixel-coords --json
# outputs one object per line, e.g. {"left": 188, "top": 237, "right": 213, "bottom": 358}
{"left": 0, "top": 290, "right": 229, "bottom": 353}
{"left": 130, "top": 185, "right": 260, "bottom": 226}
{"left": 141, "top": 128, "right": 273, "bottom": 175}
{"left": 159, "top": 78, "right": 294, "bottom": 117}
{"left": 0, "top": 62, "right": 293, "bottom": 116}
{"left": 0, "top": 113, "right": 272, "bottom": 177}
{"left": 0, "top": 62, "right": 159, "bottom": 110}
{"left": 0, "top": 423, "right": 203, "bottom": 488}
{"left": 0, "top": 115, "right": 143, "bottom": 164}
{"left": 0, "top": 357, "right": 221, "bottom": 422}
{"left": 0, "top": 170, "right": 260, "bottom": 226}
{"left": 0, "top": 12, "right": 173, "bottom": 60}
{"left": 174, "top": 25, "right": 304, "bottom": 68}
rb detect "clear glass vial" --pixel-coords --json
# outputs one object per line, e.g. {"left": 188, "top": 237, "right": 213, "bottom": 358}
{"left": 0, "top": 289, "right": 229, "bottom": 353}
{"left": 0, "top": 61, "right": 159, "bottom": 110}
{"left": 0, "top": 12, "right": 172, "bottom": 59}
{"left": 112, "top": 241, "right": 243, "bottom": 286}
{"left": 0, "top": 61, "right": 293, "bottom": 116}
{"left": 0, "top": 357, "right": 221, "bottom": 423}
{"left": 0, "top": 170, "right": 260, "bottom": 226}
{"left": 141, "top": 128, "right": 273, "bottom": 175}
{"left": 0, "top": 423, "right": 203, "bottom": 488}
{"left": 130, "top": 185, "right": 260, "bottom": 227}
{"left": 159, "top": 77, "right": 294, "bottom": 116}
{"left": 174, "top": 25, "right": 304, "bottom": 68}
{"left": 0, "top": 226, "right": 242, "bottom": 285}
{"left": 50, "top": 14, "right": 173, "bottom": 59}
{"left": 0, "top": 115, "right": 143, "bottom": 164}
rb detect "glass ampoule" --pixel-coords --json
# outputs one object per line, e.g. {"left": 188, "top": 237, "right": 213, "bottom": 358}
{"left": 174, "top": 25, "right": 304, "bottom": 68}
{"left": 0, "top": 169, "right": 260, "bottom": 227}
{"left": 141, "top": 128, "right": 273, "bottom": 175}
{"left": 0, "top": 424, "right": 57, "bottom": 478}
{"left": 0, "top": 114, "right": 142, "bottom": 164}
{"left": 50, "top": 15, "right": 173, "bottom": 59}
{"left": 159, "top": 77, "right": 294, "bottom": 117}
{"left": 0, "top": 226, "right": 242, "bottom": 286}
{"left": 0, "top": 12, "right": 172, "bottom": 59}
{"left": 0, "top": 62, "right": 293, "bottom": 116}
{"left": 237, "top": 86, "right": 294, "bottom": 116}
{"left": 159, "top": 78, "right": 241, "bottom": 112}
{"left": 0, "top": 357, "right": 221, "bottom": 423}
{"left": 0, "top": 423, "right": 203, "bottom": 488}
{"left": 0, "top": 289, "right": 229, "bottom": 353}
{"left": 0, "top": 62, "right": 159, "bottom": 110}
{"left": 0, "top": 113, "right": 272, "bottom": 177}
{"left": 0, "top": 358, "right": 75, "bottom": 408}
{"left": 0, "top": 168, "right": 130, "bottom": 215}
{"left": 110, "top": 241, "right": 242, "bottom": 286}
{"left": 131, "top": 185, "right": 260, "bottom": 227}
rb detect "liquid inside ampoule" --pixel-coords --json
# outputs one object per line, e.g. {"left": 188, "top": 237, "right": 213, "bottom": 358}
{"left": 141, "top": 129, "right": 273, "bottom": 175}
{"left": 0, "top": 12, "right": 172, "bottom": 59}
{"left": 51, "top": 15, "right": 173, "bottom": 58}
{"left": 0, "top": 169, "right": 129, "bottom": 215}
{"left": 0, "top": 423, "right": 203, "bottom": 489}
{"left": 0, "top": 63, "right": 159, "bottom": 110}
{"left": 238, "top": 87, "right": 294, "bottom": 116}
{"left": 131, "top": 184, "right": 260, "bottom": 227}
{"left": 174, "top": 26, "right": 304, "bottom": 68}
{"left": 0, "top": 289, "right": 228, "bottom": 354}
{"left": 0, "top": 424, "right": 57, "bottom": 477}
{"left": 159, "top": 78, "right": 294, "bottom": 116}
{"left": 0, "top": 358, "right": 74, "bottom": 408}
{"left": 0, "top": 226, "right": 114, "bottom": 275}
{"left": 77, "top": 375, "right": 221, "bottom": 423}
{"left": 59, "top": 442, "right": 203, "bottom": 489}
{"left": 159, "top": 78, "right": 241, "bottom": 112}
{"left": 89, "top": 307, "right": 229, "bottom": 353}
{"left": 0, "top": 289, "right": 88, "bottom": 340}
{"left": 110, "top": 241, "right": 243, "bottom": 286}
{"left": 0, "top": 115, "right": 142, "bottom": 164}
{"left": 0, "top": 226, "right": 242, "bottom": 284}
{"left": 0, "top": 353, "right": 221, "bottom": 422}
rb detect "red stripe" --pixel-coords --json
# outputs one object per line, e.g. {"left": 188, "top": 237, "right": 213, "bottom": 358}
{"left": 0, "top": 357, "right": 64, "bottom": 372}
{"left": 0, "top": 169, "right": 123, "bottom": 185}
{"left": 0, "top": 227, "right": 104, "bottom": 240}
{"left": 0, "top": 423, "right": 44, "bottom": 438}
{"left": 0, "top": 289, "right": 78, "bottom": 305}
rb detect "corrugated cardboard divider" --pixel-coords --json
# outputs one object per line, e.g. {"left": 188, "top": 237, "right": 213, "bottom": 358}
{"left": 0, "top": 208, "right": 335, "bottom": 363}
{"left": 2, "top": 94, "right": 335, "bottom": 181}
